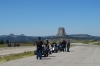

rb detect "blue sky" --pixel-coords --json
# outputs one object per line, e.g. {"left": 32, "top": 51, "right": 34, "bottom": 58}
{"left": 0, "top": 0, "right": 100, "bottom": 36}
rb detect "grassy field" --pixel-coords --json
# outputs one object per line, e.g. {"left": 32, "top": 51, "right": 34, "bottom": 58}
{"left": 0, "top": 39, "right": 99, "bottom": 48}
{"left": 0, "top": 44, "right": 8, "bottom": 48}
{"left": 70, "top": 40, "right": 90, "bottom": 44}
{"left": 0, "top": 51, "right": 34, "bottom": 63}
{"left": 70, "top": 40, "right": 100, "bottom": 46}
{"left": 70, "top": 40, "right": 97, "bottom": 44}
{"left": 0, "top": 43, "right": 34, "bottom": 48}
{"left": 92, "top": 42, "right": 100, "bottom": 45}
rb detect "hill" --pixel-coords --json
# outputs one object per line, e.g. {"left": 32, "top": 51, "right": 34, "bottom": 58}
{"left": 0, "top": 34, "right": 100, "bottom": 42}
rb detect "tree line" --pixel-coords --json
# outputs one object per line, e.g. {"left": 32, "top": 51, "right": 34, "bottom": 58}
{"left": 0, "top": 40, "right": 9, "bottom": 44}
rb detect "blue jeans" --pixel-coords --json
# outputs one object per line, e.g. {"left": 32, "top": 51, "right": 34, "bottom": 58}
{"left": 62, "top": 45, "right": 66, "bottom": 52}
{"left": 67, "top": 45, "right": 70, "bottom": 52}
{"left": 64, "top": 46, "right": 66, "bottom": 51}
{"left": 36, "top": 48, "right": 42, "bottom": 59}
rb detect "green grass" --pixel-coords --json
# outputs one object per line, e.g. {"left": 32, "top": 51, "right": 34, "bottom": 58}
{"left": 81, "top": 41, "right": 90, "bottom": 44}
{"left": 93, "top": 42, "right": 100, "bottom": 45}
{"left": 0, "top": 40, "right": 98, "bottom": 48}
{"left": 0, "top": 51, "right": 34, "bottom": 63}
{"left": 0, "top": 43, "right": 34, "bottom": 48}
{"left": 0, "top": 44, "right": 8, "bottom": 47}
{"left": 19, "top": 43, "right": 34, "bottom": 46}
{"left": 70, "top": 40, "right": 98, "bottom": 44}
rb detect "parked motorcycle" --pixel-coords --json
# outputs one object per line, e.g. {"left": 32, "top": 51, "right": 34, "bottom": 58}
{"left": 58, "top": 44, "right": 64, "bottom": 51}
{"left": 51, "top": 44, "right": 58, "bottom": 53}
{"left": 34, "top": 45, "right": 48, "bottom": 57}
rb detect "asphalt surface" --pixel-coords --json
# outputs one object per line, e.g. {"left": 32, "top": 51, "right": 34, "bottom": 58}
{"left": 0, "top": 43, "right": 100, "bottom": 66}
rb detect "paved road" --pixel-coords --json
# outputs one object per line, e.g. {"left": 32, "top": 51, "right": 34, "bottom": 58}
{"left": 0, "top": 43, "right": 88, "bottom": 56}
{"left": 0, "top": 43, "right": 85, "bottom": 56}
{"left": 0, "top": 44, "right": 100, "bottom": 66}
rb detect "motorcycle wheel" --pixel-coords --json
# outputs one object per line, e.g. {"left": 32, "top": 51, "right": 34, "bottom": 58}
{"left": 49, "top": 52, "right": 51, "bottom": 54}
{"left": 44, "top": 54, "right": 46, "bottom": 57}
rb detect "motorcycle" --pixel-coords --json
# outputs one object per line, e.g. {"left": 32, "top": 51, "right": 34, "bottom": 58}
{"left": 34, "top": 45, "right": 48, "bottom": 57}
{"left": 58, "top": 44, "right": 64, "bottom": 51}
{"left": 51, "top": 44, "right": 58, "bottom": 53}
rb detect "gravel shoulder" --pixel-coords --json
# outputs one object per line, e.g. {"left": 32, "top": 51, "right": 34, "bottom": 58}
{"left": 0, "top": 46, "right": 36, "bottom": 56}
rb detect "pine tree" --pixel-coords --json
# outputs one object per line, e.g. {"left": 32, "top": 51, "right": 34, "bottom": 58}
{"left": 6, "top": 40, "right": 9, "bottom": 44}
{"left": 1, "top": 40, "right": 4, "bottom": 44}
{"left": 0, "top": 40, "right": 1, "bottom": 44}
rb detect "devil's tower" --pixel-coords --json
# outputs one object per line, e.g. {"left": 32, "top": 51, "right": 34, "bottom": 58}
{"left": 56, "top": 27, "right": 67, "bottom": 37}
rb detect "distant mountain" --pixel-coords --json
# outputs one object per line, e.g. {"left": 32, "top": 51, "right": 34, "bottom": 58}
{"left": 20, "top": 34, "right": 25, "bottom": 36}
{"left": 68, "top": 34, "right": 91, "bottom": 38}
{"left": 9, "top": 33, "right": 15, "bottom": 36}
{"left": 0, "top": 34, "right": 100, "bottom": 42}
{"left": 0, "top": 34, "right": 55, "bottom": 42}
{"left": 67, "top": 34, "right": 100, "bottom": 40}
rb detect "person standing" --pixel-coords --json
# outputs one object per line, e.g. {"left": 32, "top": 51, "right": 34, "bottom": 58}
{"left": 45, "top": 39, "right": 50, "bottom": 56}
{"left": 58, "top": 41, "right": 62, "bottom": 51}
{"left": 17, "top": 42, "right": 20, "bottom": 47}
{"left": 8, "top": 42, "right": 12, "bottom": 47}
{"left": 62, "top": 40, "right": 67, "bottom": 52}
{"left": 45, "top": 39, "right": 49, "bottom": 49}
{"left": 67, "top": 40, "right": 70, "bottom": 52}
{"left": 36, "top": 37, "right": 43, "bottom": 59}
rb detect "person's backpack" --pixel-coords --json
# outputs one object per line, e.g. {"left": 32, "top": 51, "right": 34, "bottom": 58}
{"left": 67, "top": 42, "right": 70, "bottom": 45}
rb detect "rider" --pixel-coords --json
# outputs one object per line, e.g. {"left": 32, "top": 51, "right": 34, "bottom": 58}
{"left": 67, "top": 40, "right": 70, "bottom": 52}
{"left": 45, "top": 39, "right": 49, "bottom": 49}
{"left": 59, "top": 41, "right": 62, "bottom": 46}
{"left": 62, "top": 40, "right": 67, "bottom": 52}
{"left": 45, "top": 39, "right": 50, "bottom": 54}
{"left": 58, "top": 41, "right": 62, "bottom": 50}
{"left": 36, "top": 37, "right": 43, "bottom": 59}
{"left": 54, "top": 42, "right": 57, "bottom": 47}
{"left": 51, "top": 42, "right": 54, "bottom": 48}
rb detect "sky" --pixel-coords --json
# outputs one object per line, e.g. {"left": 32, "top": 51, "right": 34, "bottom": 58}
{"left": 0, "top": 0, "right": 100, "bottom": 36}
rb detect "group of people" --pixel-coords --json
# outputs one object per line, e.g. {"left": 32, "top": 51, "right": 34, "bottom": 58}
{"left": 8, "top": 42, "right": 20, "bottom": 47}
{"left": 35, "top": 37, "right": 70, "bottom": 60}
{"left": 59, "top": 40, "right": 70, "bottom": 52}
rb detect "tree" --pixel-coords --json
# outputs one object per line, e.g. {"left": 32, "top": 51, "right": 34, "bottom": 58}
{"left": 0, "top": 40, "right": 1, "bottom": 44}
{"left": 0, "top": 40, "right": 4, "bottom": 44}
{"left": 6, "top": 40, "right": 9, "bottom": 44}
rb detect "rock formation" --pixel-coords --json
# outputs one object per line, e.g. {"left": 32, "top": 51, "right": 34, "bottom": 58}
{"left": 56, "top": 27, "right": 67, "bottom": 37}
{"left": 9, "top": 33, "right": 14, "bottom": 36}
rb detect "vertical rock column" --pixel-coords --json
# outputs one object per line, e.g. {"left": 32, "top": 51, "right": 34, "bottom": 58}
{"left": 56, "top": 27, "right": 67, "bottom": 37}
